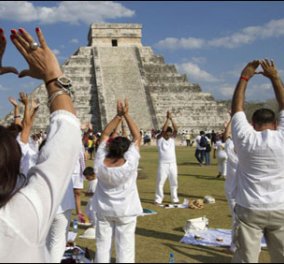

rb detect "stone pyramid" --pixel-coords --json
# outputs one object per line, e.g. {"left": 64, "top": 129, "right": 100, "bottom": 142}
{"left": 3, "top": 23, "right": 228, "bottom": 133}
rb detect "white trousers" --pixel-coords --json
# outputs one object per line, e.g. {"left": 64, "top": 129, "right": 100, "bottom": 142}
{"left": 46, "top": 210, "right": 72, "bottom": 263}
{"left": 155, "top": 162, "right": 179, "bottom": 204}
{"left": 95, "top": 215, "right": 137, "bottom": 263}
{"left": 217, "top": 156, "right": 227, "bottom": 177}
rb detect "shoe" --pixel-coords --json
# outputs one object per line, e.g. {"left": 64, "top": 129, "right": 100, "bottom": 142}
{"left": 216, "top": 174, "right": 222, "bottom": 178}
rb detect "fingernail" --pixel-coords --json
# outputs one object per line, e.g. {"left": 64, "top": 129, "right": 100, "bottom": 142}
{"left": 11, "top": 29, "right": 17, "bottom": 35}
{"left": 36, "top": 27, "right": 40, "bottom": 33}
{"left": 0, "top": 28, "right": 3, "bottom": 34}
{"left": 19, "top": 28, "right": 24, "bottom": 34}
{"left": 2, "top": 36, "right": 5, "bottom": 41}
{"left": 10, "top": 34, "right": 16, "bottom": 40}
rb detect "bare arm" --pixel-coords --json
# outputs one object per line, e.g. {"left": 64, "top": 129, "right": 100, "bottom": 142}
{"left": 259, "top": 59, "right": 284, "bottom": 110}
{"left": 231, "top": 60, "right": 259, "bottom": 116}
{"left": 100, "top": 100, "right": 124, "bottom": 142}
{"left": 9, "top": 97, "right": 22, "bottom": 126}
{"left": 123, "top": 99, "right": 141, "bottom": 147}
{"left": 224, "top": 118, "right": 232, "bottom": 141}
{"left": 157, "top": 111, "right": 171, "bottom": 139}
{"left": 168, "top": 112, "right": 178, "bottom": 137}
{"left": 121, "top": 118, "right": 128, "bottom": 138}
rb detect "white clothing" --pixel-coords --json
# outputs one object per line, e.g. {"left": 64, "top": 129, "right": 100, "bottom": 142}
{"left": 216, "top": 140, "right": 228, "bottom": 176}
{"left": 232, "top": 111, "right": 284, "bottom": 210}
{"left": 0, "top": 110, "right": 81, "bottom": 263}
{"left": 225, "top": 138, "right": 238, "bottom": 201}
{"left": 17, "top": 136, "right": 39, "bottom": 177}
{"left": 93, "top": 141, "right": 143, "bottom": 217}
{"left": 157, "top": 137, "right": 177, "bottom": 164}
{"left": 95, "top": 215, "right": 137, "bottom": 263}
{"left": 86, "top": 179, "right": 98, "bottom": 226}
{"left": 46, "top": 210, "right": 72, "bottom": 263}
{"left": 155, "top": 163, "right": 179, "bottom": 204}
{"left": 155, "top": 136, "right": 179, "bottom": 204}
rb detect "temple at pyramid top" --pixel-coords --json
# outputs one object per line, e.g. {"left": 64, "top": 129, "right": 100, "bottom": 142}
{"left": 88, "top": 23, "right": 143, "bottom": 47}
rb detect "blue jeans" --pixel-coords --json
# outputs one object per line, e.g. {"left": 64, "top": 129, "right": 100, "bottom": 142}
{"left": 205, "top": 151, "right": 211, "bottom": 165}
{"left": 195, "top": 149, "right": 205, "bottom": 164}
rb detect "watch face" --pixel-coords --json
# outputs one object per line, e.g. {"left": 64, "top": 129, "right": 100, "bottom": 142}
{"left": 58, "top": 76, "right": 72, "bottom": 86}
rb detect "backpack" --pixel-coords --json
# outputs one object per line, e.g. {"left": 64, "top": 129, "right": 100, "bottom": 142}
{"left": 199, "top": 136, "right": 207, "bottom": 148}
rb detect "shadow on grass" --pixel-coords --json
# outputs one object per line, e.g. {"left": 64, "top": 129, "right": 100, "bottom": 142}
{"left": 163, "top": 242, "right": 232, "bottom": 263}
{"left": 179, "top": 173, "right": 226, "bottom": 181}
{"left": 136, "top": 227, "right": 182, "bottom": 242}
{"left": 178, "top": 162, "right": 202, "bottom": 166}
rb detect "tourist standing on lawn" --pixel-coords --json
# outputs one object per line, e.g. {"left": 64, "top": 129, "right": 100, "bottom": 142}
{"left": 231, "top": 59, "right": 284, "bottom": 263}
{"left": 93, "top": 99, "right": 143, "bottom": 263}
{"left": 155, "top": 111, "right": 179, "bottom": 205}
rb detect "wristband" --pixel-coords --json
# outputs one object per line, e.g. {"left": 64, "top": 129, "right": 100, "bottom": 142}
{"left": 14, "top": 115, "right": 21, "bottom": 119}
{"left": 240, "top": 76, "right": 249, "bottom": 82}
{"left": 45, "top": 77, "right": 58, "bottom": 87}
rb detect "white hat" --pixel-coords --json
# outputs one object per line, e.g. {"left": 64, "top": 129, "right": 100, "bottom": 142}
{"left": 79, "top": 227, "right": 96, "bottom": 239}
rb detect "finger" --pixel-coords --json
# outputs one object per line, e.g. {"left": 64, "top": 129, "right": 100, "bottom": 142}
{"left": 0, "top": 66, "right": 18, "bottom": 75}
{"left": 271, "top": 59, "right": 275, "bottom": 67}
{"left": 18, "top": 28, "right": 35, "bottom": 46}
{"left": 10, "top": 33, "right": 29, "bottom": 61}
{"left": 35, "top": 27, "right": 47, "bottom": 49}
{"left": 16, "top": 32, "right": 30, "bottom": 51}
{"left": 19, "top": 69, "right": 33, "bottom": 78}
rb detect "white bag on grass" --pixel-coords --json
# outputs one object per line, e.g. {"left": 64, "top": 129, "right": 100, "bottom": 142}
{"left": 183, "top": 216, "right": 209, "bottom": 234}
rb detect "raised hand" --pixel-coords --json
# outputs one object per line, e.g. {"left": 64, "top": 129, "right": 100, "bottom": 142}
{"left": 10, "top": 27, "right": 62, "bottom": 82}
{"left": 31, "top": 98, "right": 40, "bottom": 111}
{"left": 258, "top": 59, "right": 279, "bottom": 80}
{"left": 123, "top": 98, "right": 129, "bottom": 115}
{"left": 167, "top": 111, "right": 172, "bottom": 119}
{"left": 8, "top": 97, "right": 18, "bottom": 107}
{"left": 0, "top": 28, "right": 18, "bottom": 75}
{"left": 19, "top": 92, "right": 29, "bottom": 106}
{"left": 240, "top": 60, "right": 260, "bottom": 80}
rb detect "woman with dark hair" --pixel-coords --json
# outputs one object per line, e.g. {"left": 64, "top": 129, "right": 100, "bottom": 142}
{"left": 93, "top": 99, "right": 142, "bottom": 263}
{"left": 0, "top": 28, "right": 81, "bottom": 262}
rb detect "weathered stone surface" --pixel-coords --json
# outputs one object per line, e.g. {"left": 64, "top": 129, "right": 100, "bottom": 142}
{"left": 2, "top": 23, "right": 228, "bottom": 133}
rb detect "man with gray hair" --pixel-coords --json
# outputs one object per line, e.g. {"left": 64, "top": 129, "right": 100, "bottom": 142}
{"left": 231, "top": 59, "right": 284, "bottom": 263}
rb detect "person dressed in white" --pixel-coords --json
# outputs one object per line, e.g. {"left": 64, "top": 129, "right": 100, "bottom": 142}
{"left": 0, "top": 28, "right": 81, "bottom": 262}
{"left": 93, "top": 99, "right": 143, "bottom": 263}
{"left": 223, "top": 117, "right": 239, "bottom": 252}
{"left": 46, "top": 146, "right": 85, "bottom": 263}
{"left": 213, "top": 134, "right": 228, "bottom": 178}
{"left": 231, "top": 59, "right": 284, "bottom": 263}
{"left": 155, "top": 111, "right": 179, "bottom": 205}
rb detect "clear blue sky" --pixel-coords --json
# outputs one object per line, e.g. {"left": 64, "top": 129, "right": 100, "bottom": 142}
{"left": 1, "top": 1, "right": 284, "bottom": 119}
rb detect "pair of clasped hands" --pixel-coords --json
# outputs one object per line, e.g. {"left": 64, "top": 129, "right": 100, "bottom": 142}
{"left": 0, "top": 27, "right": 62, "bottom": 83}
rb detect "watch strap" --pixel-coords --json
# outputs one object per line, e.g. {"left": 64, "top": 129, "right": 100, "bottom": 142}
{"left": 45, "top": 77, "right": 58, "bottom": 86}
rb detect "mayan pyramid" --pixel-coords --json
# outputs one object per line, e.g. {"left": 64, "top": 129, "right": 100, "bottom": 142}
{"left": 2, "top": 24, "right": 228, "bottom": 133}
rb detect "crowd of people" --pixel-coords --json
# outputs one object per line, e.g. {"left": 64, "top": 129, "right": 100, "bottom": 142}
{"left": 0, "top": 26, "right": 284, "bottom": 264}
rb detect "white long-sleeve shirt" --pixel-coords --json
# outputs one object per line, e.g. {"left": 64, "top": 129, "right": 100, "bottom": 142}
{"left": 0, "top": 110, "right": 81, "bottom": 263}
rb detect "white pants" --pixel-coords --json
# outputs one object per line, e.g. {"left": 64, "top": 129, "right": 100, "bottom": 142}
{"left": 217, "top": 152, "right": 227, "bottom": 177}
{"left": 95, "top": 215, "right": 137, "bottom": 263}
{"left": 155, "top": 163, "right": 179, "bottom": 204}
{"left": 46, "top": 210, "right": 72, "bottom": 263}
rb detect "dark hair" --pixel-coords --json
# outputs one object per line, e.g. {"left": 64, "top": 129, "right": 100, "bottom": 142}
{"left": 166, "top": 127, "right": 173, "bottom": 133}
{"left": 107, "top": 136, "right": 131, "bottom": 159}
{"left": 200, "top": 131, "right": 205, "bottom": 136}
{"left": 0, "top": 126, "right": 22, "bottom": 208}
{"left": 83, "top": 167, "right": 94, "bottom": 176}
{"left": 252, "top": 108, "right": 276, "bottom": 125}
{"left": 7, "top": 124, "right": 23, "bottom": 138}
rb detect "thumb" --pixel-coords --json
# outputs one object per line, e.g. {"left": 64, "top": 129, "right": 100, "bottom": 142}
{"left": 18, "top": 69, "right": 32, "bottom": 78}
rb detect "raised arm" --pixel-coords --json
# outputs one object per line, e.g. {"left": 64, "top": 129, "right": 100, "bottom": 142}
{"left": 123, "top": 99, "right": 141, "bottom": 147}
{"left": 121, "top": 118, "right": 128, "bottom": 138}
{"left": 8, "top": 97, "right": 22, "bottom": 126}
{"left": 168, "top": 111, "right": 178, "bottom": 137}
{"left": 19, "top": 93, "right": 39, "bottom": 144}
{"left": 157, "top": 111, "right": 171, "bottom": 139}
{"left": 258, "top": 59, "right": 284, "bottom": 110}
{"left": 100, "top": 100, "right": 124, "bottom": 142}
{"left": 231, "top": 60, "right": 259, "bottom": 116}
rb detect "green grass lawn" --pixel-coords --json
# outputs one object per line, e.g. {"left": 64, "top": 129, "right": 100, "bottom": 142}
{"left": 73, "top": 146, "right": 270, "bottom": 263}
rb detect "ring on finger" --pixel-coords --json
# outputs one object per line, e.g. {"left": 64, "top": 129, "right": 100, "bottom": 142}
{"left": 30, "top": 42, "right": 39, "bottom": 50}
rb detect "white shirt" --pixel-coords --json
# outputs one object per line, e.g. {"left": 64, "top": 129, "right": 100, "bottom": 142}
{"left": 93, "top": 141, "right": 143, "bottom": 217}
{"left": 157, "top": 137, "right": 177, "bottom": 164}
{"left": 225, "top": 138, "right": 238, "bottom": 199}
{"left": 17, "top": 136, "right": 39, "bottom": 177}
{"left": 0, "top": 111, "right": 81, "bottom": 263}
{"left": 215, "top": 140, "right": 228, "bottom": 160}
{"left": 232, "top": 111, "right": 284, "bottom": 210}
